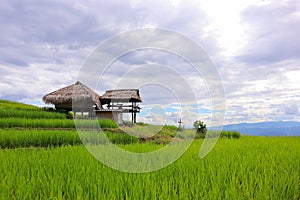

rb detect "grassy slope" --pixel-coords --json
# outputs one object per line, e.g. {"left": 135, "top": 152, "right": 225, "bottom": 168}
{"left": 0, "top": 99, "right": 40, "bottom": 110}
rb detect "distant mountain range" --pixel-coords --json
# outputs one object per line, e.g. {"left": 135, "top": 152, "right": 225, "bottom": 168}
{"left": 211, "top": 121, "right": 300, "bottom": 136}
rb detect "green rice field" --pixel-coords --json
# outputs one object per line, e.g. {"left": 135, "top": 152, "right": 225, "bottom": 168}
{"left": 1, "top": 137, "right": 299, "bottom": 199}
{"left": 0, "top": 100, "right": 299, "bottom": 199}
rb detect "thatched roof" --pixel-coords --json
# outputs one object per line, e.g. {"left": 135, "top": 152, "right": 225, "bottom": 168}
{"left": 100, "top": 89, "right": 142, "bottom": 104}
{"left": 43, "top": 81, "right": 102, "bottom": 109}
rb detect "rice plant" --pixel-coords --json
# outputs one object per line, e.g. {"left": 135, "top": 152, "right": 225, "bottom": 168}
{"left": 0, "top": 118, "right": 118, "bottom": 129}
{"left": 0, "top": 136, "right": 299, "bottom": 199}
{"left": 0, "top": 109, "right": 66, "bottom": 119}
{"left": 196, "top": 130, "right": 241, "bottom": 139}
{"left": 0, "top": 129, "right": 137, "bottom": 148}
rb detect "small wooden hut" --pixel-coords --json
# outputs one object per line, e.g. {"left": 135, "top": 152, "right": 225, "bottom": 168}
{"left": 42, "top": 81, "right": 101, "bottom": 116}
{"left": 99, "top": 89, "right": 142, "bottom": 124}
{"left": 42, "top": 82, "right": 142, "bottom": 124}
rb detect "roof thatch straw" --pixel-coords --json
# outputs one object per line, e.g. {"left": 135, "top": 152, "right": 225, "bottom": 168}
{"left": 100, "top": 89, "right": 142, "bottom": 104}
{"left": 43, "top": 81, "right": 102, "bottom": 109}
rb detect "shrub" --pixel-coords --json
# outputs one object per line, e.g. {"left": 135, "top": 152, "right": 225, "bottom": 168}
{"left": 193, "top": 120, "right": 207, "bottom": 135}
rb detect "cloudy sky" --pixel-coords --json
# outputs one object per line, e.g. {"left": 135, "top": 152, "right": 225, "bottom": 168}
{"left": 0, "top": 0, "right": 299, "bottom": 126}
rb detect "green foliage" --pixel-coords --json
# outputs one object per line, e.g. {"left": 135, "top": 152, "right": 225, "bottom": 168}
{"left": 0, "top": 137, "right": 299, "bottom": 199}
{"left": 193, "top": 120, "right": 207, "bottom": 135}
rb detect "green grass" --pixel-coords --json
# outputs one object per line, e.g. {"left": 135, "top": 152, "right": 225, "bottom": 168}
{"left": 0, "top": 136, "right": 299, "bottom": 199}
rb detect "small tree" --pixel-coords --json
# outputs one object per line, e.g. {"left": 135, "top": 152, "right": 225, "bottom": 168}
{"left": 193, "top": 120, "right": 207, "bottom": 135}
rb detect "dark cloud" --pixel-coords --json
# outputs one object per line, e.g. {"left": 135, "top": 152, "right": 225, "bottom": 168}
{"left": 0, "top": 0, "right": 213, "bottom": 66}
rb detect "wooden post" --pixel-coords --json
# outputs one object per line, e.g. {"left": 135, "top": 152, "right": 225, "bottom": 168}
{"left": 134, "top": 113, "right": 136, "bottom": 123}
{"left": 131, "top": 102, "right": 134, "bottom": 125}
{"left": 133, "top": 102, "right": 137, "bottom": 123}
{"left": 178, "top": 118, "right": 183, "bottom": 131}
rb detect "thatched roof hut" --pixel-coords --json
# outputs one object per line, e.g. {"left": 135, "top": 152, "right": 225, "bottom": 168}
{"left": 42, "top": 82, "right": 142, "bottom": 123}
{"left": 100, "top": 89, "right": 142, "bottom": 104}
{"left": 99, "top": 89, "right": 142, "bottom": 124}
{"left": 43, "top": 81, "right": 102, "bottom": 111}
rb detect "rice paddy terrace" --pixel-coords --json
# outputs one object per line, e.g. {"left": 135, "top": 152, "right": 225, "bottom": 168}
{"left": 0, "top": 99, "right": 299, "bottom": 199}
